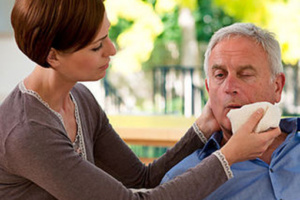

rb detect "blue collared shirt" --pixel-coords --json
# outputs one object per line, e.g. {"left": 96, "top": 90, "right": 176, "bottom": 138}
{"left": 161, "top": 118, "right": 300, "bottom": 200}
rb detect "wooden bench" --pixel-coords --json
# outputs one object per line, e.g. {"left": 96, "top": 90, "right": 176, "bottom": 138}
{"left": 108, "top": 115, "right": 196, "bottom": 164}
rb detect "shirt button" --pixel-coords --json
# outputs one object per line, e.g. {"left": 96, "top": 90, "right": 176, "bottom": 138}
{"left": 270, "top": 168, "right": 274, "bottom": 173}
{"left": 296, "top": 132, "right": 300, "bottom": 139}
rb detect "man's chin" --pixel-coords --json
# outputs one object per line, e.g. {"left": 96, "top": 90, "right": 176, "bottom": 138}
{"left": 221, "top": 120, "right": 233, "bottom": 138}
{"left": 223, "top": 118, "right": 232, "bottom": 130}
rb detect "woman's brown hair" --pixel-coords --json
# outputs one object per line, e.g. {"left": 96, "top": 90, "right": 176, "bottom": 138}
{"left": 11, "top": 0, "right": 105, "bottom": 67}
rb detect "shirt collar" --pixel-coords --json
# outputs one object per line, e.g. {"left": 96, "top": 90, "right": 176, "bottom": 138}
{"left": 280, "top": 117, "right": 297, "bottom": 134}
{"left": 198, "top": 131, "right": 223, "bottom": 157}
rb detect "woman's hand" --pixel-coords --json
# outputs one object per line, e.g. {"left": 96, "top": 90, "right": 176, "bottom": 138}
{"left": 220, "top": 108, "right": 281, "bottom": 166}
{"left": 195, "top": 99, "right": 221, "bottom": 139}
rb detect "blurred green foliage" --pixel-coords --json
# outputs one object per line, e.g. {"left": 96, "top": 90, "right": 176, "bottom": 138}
{"left": 107, "top": 0, "right": 237, "bottom": 72}
{"left": 142, "top": 6, "right": 182, "bottom": 70}
{"left": 109, "top": 18, "right": 133, "bottom": 47}
{"left": 194, "top": 0, "right": 235, "bottom": 42}
{"left": 144, "top": 0, "right": 236, "bottom": 70}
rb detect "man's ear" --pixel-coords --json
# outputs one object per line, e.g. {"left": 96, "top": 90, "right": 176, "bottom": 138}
{"left": 274, "top": 72, "right": 285, "bottom": 103}
{"left": 46, "top": 48, "right": 60, "bottom": 68}
{"left": 205, "top": 79, "right": 209, "bottom": 93}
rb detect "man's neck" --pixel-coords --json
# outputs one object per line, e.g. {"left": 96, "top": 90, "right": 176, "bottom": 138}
{"left": 258, "top": 132, "right": 287, "bottom": 164}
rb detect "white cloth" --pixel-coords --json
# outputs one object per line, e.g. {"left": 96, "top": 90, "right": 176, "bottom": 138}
{"left": 227, "top": 102, "right": 281, "bottom": 134}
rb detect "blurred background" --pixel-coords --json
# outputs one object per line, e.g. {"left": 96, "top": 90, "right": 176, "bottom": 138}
{"left": 1, "top": 0, "right": 300, "bottom": 162}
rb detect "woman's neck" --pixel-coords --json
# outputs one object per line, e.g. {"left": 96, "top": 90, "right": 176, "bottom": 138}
{"left": 24, "top": 66, "right": 76, "bottom": 113}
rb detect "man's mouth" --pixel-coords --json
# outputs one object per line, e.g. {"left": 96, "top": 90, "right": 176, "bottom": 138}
{"left": 226, "top": 104, "right": 242, "bottom": 110}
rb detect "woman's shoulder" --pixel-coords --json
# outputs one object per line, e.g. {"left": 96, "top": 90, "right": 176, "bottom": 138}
{"left": 0, "top": 83, "right": 30, "bottom": 127}
{"left": 0, "top": 82, "right": 65, "bottom": 142}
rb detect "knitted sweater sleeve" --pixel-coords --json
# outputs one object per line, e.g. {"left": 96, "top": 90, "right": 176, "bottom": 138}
{"left": 4, "top": 122, "right": 228, "bottom": 200}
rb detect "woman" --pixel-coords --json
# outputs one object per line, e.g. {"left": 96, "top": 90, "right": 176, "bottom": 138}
{"left": 0, "top": 0, "right": 280, "bottom": 199}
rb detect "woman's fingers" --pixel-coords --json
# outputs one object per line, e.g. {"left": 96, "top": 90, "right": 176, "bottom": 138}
{"left": 195, "top": 99, "right": 220, "bottom": 138}
{"left": 239, "top": 108, "right": 264, "bottom": 133}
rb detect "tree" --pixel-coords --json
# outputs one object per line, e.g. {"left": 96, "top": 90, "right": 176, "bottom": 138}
{"left": 105, "top": 0, "right": 164, "bottom": 73}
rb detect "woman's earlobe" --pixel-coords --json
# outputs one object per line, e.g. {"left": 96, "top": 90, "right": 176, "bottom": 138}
{"left": 46, "top": 48, "right": 59, "bottom": 68}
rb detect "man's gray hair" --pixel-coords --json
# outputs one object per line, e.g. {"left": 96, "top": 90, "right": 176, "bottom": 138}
{"left": 204, "top": 23, "right": 283, "bottom": 78}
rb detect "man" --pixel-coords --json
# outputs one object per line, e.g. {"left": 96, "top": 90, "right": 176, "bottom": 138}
{"left": 160, "top": 23, "right": 299, "bottom": 200}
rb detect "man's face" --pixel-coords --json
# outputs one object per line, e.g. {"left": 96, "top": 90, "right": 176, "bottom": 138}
{"left": 206, "top": 36, "right": 284, "bottom": 139}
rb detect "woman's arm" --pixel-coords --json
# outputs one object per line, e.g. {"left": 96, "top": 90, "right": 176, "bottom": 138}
{"left": 92, "top": 118, "right": 206, "bottom": 188}
{"left": 3, "top": 122, "right": 227, "bottom": 200}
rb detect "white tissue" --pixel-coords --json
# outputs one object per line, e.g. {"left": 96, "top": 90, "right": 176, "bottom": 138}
{"left": 227, "top": 102, "right": 281, "bottom": 134}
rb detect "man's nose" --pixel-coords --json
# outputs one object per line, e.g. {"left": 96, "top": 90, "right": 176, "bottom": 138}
{"left": 224, "top": 74, "right": 239, "bottom": 95}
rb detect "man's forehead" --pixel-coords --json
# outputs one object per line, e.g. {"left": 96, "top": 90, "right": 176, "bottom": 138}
{"left": 208, "top": 37, "right": 268, "bottom": 68}
{"left": 213, "top": 36, "right": 258, "bottom": 51}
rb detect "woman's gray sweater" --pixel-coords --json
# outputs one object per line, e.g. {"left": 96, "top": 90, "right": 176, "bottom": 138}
{"left": 0, "top": 83, "right": 228, "bottom": 200}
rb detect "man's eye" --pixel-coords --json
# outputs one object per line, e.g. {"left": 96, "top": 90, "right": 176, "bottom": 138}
{"left": 240, "top": 73, "right": 254, "bottom": 77}
{"left": 215, "top": 73, "right": 224, "bottom": 78}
